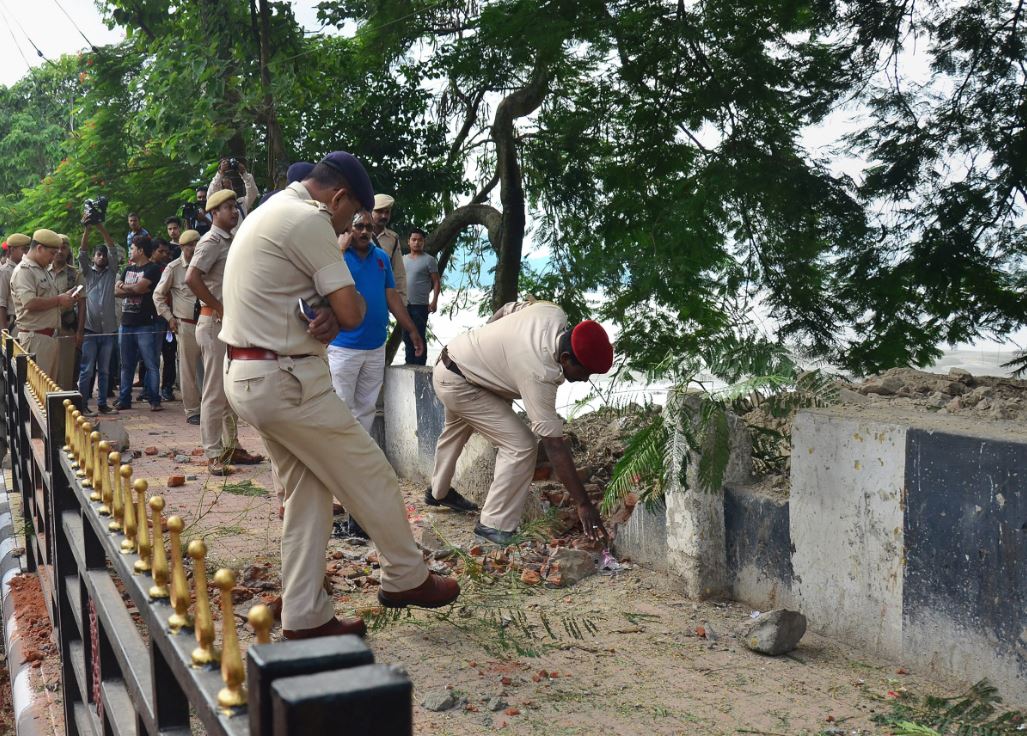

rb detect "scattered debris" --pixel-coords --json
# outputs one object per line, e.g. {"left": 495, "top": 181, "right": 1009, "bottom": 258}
{"left": 486, "top": 696, "right": 509, "bottom": 712}
{"left": 546, "top": 548, "right": 596, "bottom": 587}
{"left": 173, "top": 454, "right": 190, "bottom": 463}
{"left": 144, "top": 446, "right": 159, "bottom": 456}
{"left": 167, "top": 475, "right": 185, "bottom": 488}
{"left": 741, "top": 609, "right": 807, "bottom": 655}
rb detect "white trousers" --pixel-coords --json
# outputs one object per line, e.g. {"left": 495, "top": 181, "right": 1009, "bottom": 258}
{"left": 326, "top": 344, "right": 385, "bottom": 434}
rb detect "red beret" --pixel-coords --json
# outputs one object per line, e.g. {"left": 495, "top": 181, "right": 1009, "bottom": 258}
{"left": 1, "top": 242, "right": 6, "bottom": 251}
{"left": 570, "top": 320, "right": 613, "bottom": 374}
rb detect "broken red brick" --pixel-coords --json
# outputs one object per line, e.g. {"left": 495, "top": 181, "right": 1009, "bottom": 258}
{"left": 144, "top": 446, "right": 159, "bottom": 456}
{"left": 167, "top": 475, "right": 185, "bottom": 488}
{"left": 190, "top": 447, "right": 205, "bottom": 456}
{"left": 520, "top": 569, "right": 541, "bottom": 585}
{"left": 504, "top": 707, "right": 520, "bottom": 716}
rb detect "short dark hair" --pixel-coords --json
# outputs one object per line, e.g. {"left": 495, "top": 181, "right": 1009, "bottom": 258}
{"left": 127, "top": 212, "right": 139, "bottom": 219}
{"left": 94, "top": 246, "right": 109, "bottom": 258}
{"left": 409, "top": 227, "right": 427, "bottom": 238}
{"left": 557, "top": 329, "right": 582, "bottom": 367}
{"left": 165, "top": 216, "right": 182, "bottom": 226}
{"left": 131, "top": 234, "right": 154, "bottom": 257}
{"left": 155, "top": 238, "right": 170, "bottom": 249}
{"left": 306, "top": 162, "right": 351, "bottom": 189}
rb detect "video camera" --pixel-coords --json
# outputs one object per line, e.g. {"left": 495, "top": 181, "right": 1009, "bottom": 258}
{"left": 83, "top": 196, "right": 109, "bottom": 225}
{"left": 182, "top": 201, "right": 198, "bottom": 226}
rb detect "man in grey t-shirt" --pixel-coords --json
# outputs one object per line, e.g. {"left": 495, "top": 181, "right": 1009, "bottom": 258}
{"left": 402, "top": 228, "right": 440, "bottom": 365}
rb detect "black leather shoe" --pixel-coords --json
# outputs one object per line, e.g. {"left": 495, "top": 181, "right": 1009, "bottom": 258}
{"left": 346, "top": 517, "right": 368, "bottom": 540}
{"left": 473, "top": 522, "right": 516, "bottom": 546}
{"left": 425, "top": 487, "right": 479, "bottom": 512}
{"left": 186, "top": 414, "right": 200, "bottom": 425}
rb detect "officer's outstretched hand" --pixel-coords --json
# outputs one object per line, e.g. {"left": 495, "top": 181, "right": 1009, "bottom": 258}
{"left": 578, "top": 502, "right": 609, "bottom": 545}
{"left": 307, "top": 307, "right": 340, "bottom": 344}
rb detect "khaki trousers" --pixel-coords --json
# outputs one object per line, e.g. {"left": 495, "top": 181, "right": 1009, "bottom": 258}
{"left": 225, "top": 355, "right": 427, "bottom": 630}
{"left": 55, "top": 327, "right": 77, "bottom": 390}
{"left": 430, "top": 363, "right": 537, "bottom": 532}
{"left": 176, "top": 321, "right": 201, "bottom": 419}
{"left": 195, "top": 316, "right": 237, "bottom": 459}
{"left": 21, "top": 332, "right": 60, "bottom": 383}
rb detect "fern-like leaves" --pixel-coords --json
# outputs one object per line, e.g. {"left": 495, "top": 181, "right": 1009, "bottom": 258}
{"left": 600, "top": 413, "right": 667, "bottom": 514}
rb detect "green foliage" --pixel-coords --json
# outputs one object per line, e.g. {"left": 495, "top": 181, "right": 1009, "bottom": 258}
{"left": 874, "top": 680, "right": 1026, "bottom": 735}
{"left": 601, "top": 412, "right": 667, "bottom": 514}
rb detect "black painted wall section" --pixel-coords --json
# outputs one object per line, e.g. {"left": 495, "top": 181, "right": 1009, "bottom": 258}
{"left": 413, "top": 368, "right": 445, "bottom": 460}
{"left": 904, "top": 429, "right": 1026, "bottom": 682}
{"left": 723, "top": 485, "right": 793, "bottom": 591}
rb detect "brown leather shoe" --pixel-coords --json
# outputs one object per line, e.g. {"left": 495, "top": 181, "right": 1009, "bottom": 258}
{"left": 378, "top": 573, "right": 460, "bottom": 609}
{"left": 332, "top": 502, "right": 345, "bottom": 515}
{"left": 268, "top": 595, "right": 283, "bottom": 621}
{"left": 228, "top": 447, "right": 264, "bottom": 465}
{"left": 283, "top": 616, "right": 366, "bottom": 639}
{"left": 208, "top": 458, "right": 234, "bottom": 476}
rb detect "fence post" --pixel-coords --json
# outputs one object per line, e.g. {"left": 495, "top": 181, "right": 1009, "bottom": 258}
{"left": 271, "top": 664, "right": 413, "bottom": 736}
{"left": 246, "top": 635, "right": 375, "bottom": 736}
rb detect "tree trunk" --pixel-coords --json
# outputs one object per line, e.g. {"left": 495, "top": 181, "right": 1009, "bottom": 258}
{"left": 257, "top": 0, "right": 287, "bottom": 187}
{"left": 489, "top": 60, "right": 552, "bottom": 311}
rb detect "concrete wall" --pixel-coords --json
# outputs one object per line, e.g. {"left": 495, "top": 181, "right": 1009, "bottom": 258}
{"left": 790, "top": 411, "right": 907, "bottom": 656}
{"left": 790, "top": 408, "right": 1026, "bottom": 704}
{"left": 723, "top": 485, "right": 795, "bottom": 610}
{"left": 383, "top": 366, "right": 496, "bottom": 503}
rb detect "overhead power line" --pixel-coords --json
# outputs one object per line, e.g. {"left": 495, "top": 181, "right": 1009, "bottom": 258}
{"left": 48, "top": 0, "right": 97, "bottom": 50}
{"left": 0, "top": 0, "right": 57, "bottom": 66}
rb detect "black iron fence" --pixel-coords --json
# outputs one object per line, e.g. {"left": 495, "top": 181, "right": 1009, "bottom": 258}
{"left": 0, "top": 333, "right": 412, "bottom": 735}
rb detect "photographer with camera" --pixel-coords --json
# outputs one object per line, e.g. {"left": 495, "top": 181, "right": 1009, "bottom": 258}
{"left": 207, "top": 157, "right": 258, "bottom": 219}
{"left": 77, "top": 222, "right": 120, "bottom": 415}
{"left": 184, "top": 188, "right": 213, "bottom": 236}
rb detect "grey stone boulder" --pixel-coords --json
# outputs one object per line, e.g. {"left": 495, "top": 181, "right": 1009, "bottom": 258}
{"left": 421, "top": 689, "right": 457, "bottom": 712}
{"left": 98, "top": 420, "right": 130, "bottom": 451}
{"left": 549, "top": 548, "right": 597, "bottom": 587}
{"left": 741, "top": 609, "right": 807, "bottom": 655}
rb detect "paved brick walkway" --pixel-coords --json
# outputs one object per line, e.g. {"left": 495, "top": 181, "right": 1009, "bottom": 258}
{"left": 93, "top": 398, "right": 281, "bottom": 568}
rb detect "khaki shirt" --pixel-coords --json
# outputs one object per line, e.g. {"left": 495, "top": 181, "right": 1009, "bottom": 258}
{"left": 191, "top": 226, "right": 233, "bottom": 303}
{"left": 153, "top": 256, "right": 196, "bottom": 322}
{"left": 448, "top": 301, "right": 567, "bottom": 437}
{"left": 11, "top": 256, "right": 61, "bottom": 332}
{"left": 49, "top": 264, "right": 83, "bottom": 330}
{"left": 0, "top": 260, "right": 15, "bottom": 310}
{"left": 374, "top": 227, "right": 407, "bottom": 303}
{"left": 221, "top": 182, "right": 355, "bottom": 356}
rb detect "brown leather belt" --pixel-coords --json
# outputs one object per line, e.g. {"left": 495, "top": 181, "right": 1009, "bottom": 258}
{"left": 440, "top": 347, "right": 465, "bottom": 379}
{"left": 26, "top": 328, "right": 56, "bottom": 337}
{"left": 199, "top": 306, "right": 215, "bottom": 317}
{"left": 227, "top": 346, "right": 315, "bottom": 361}
{"left": 177, "top": 317, "right": 197, "bottom": 325}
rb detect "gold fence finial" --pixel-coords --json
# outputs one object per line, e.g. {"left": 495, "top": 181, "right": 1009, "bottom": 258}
{"left": 88, "top": 431, "right": 102, "bottom": 500}
{"left": 96, "top": 441, "right": 112, "bottom": 515}
{"left": 79, "top": 422, "right": 94, "bottom": 485}
{"left": 74, "top": 416, "right": 87, "bottom": 473}
{"left": 214, "top": 569, "right": 246, "bottom": 710}
{"left": 188, "top": 539, "right": 219, "bottom": 666}
{"left": 133, "top": 479, "right": 151, "bottom": 574}
{"left": 120, "top": 465, "right": 137, "bottom": 553}
{"left": 247, "top": 605, "right": 272, "bottom": 645}
{"left": 167, "top": 515, "right": 192, "bottom": 633}
{"left": 62, "top": 400, "right": 73, "bottom": 455}
{"left": 148, "top": 496, "right": 170, "bottom": 600}
{"left": 69, "top": 411, "right": 82, "bottom": 468}
{"left": 108, "top": 451, "right": 124, "bottom": 532}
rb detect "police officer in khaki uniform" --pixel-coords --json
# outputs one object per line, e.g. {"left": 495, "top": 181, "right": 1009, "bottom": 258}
{"left": 154, "top": 229, "right": 202, "bottom": 425}
{"left": 370, "top": 194, "right": 407, "bottom": 304}
{"left": 0, "top": 233, "right": 30, "bottom": 332}
{"left": 11, "top": 230, "right": 81, "bottom": 379}
{"left": 186, "top": 191, "right": 263, "bottom": 474}
{"left": 221, "top": 151, "right": 459, "bottom": 639}
{"left": 50, "top": 234, "right": 85, "bottom": 389}
{"left": 429, "top": 300, "right": 614, "bottom": 546}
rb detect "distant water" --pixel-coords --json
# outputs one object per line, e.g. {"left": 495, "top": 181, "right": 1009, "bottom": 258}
{"left": 397, "top": 294, "right": 1025, "bottom": 418}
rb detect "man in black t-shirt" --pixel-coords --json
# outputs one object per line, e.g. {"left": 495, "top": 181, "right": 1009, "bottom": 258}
{"left": 114, "top": 234, "right": 164, "bottom": 411}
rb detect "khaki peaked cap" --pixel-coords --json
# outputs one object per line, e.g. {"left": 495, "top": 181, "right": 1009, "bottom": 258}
{"left": 206, "top": 189, "right": 237, "bottom": 212}
{"left": 32, "top": 229, "right": 62, "bottom": 248}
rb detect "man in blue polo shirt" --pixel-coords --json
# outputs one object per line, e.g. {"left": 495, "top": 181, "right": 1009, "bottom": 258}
{"left": 328, "top": 211, "right": 423, "bottom": 434}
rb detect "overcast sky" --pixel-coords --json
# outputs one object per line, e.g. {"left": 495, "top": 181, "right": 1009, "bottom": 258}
{"left": 0, "top": 0, "right": 328, "bottom": 87}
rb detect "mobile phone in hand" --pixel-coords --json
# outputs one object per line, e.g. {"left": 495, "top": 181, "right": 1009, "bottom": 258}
{"left": 71, "top": 285, "right": 84, "bottom": 298}
{"left": 297, "top": 298, "right": 318, "bottom": 322}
